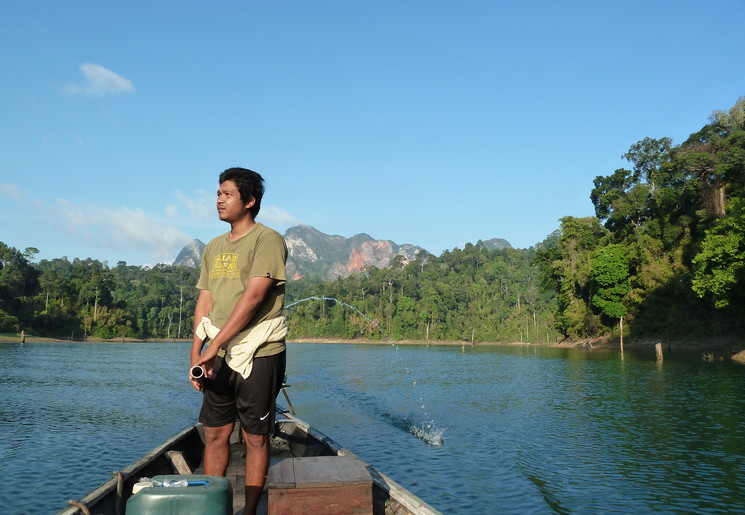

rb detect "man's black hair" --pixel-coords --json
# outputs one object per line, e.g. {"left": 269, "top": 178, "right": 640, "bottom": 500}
{"left": 219, "top": 167, "right": 264, "bottom": 218}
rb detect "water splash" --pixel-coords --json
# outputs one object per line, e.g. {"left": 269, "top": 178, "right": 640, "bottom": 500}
{"left": 410, "top": 420, "right": 446, "bottom": 447}
{"left": 284, "top": 296, "right": 393, "bottom": 342}
{"left": 379, "top": 410, "right": 445, "bottom": 447}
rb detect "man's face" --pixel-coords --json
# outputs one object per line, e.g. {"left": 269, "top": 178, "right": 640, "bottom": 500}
{"left": 216, "top": 180, "right": 253, "bottom": 223}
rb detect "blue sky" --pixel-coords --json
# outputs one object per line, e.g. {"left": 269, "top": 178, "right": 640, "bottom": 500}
{"left": 2, "top": 1, "right": 745, "bottom": 266}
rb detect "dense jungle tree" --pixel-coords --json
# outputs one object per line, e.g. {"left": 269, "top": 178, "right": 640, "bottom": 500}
{"left": 590, "top": 244, "right": 629, "bottom": 347}
{"left": 535, "top": 216, "right": 607, "bottom": 339}
{"left": 0, "top": 243, "right": 40, "bottom": 331}
{"left": 692, "top": 199, "right": 745, "bottom": 310}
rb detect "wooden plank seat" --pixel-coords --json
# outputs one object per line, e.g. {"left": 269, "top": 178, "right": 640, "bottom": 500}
{"left": 266, "top": 456, "right": 373, "bottom": 515}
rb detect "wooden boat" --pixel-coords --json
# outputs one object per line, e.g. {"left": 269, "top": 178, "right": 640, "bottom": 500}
{"left": 58, "top": 408, "right": 443, "bottom": 515}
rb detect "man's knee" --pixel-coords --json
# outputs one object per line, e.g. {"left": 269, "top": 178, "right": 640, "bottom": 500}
{"left": 242, "top": 431, "right": 268, "bottom": 450}
{"left": 204, "top": 423, "right": 234, "bottom": 444}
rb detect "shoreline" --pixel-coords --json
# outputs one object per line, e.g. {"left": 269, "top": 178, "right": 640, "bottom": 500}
{"left": 279, "top": 335, "right": 745, "bottom": 360}
{"left": 3, "top": 333, "right": 743, "bottom": 360}
{"left": 292, "top": 334, "right": 743, "bottom": 347}
{"left": 0, "top": 334, "right": 189, "bottom": 344}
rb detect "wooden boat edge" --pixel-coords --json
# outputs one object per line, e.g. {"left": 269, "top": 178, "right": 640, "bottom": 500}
{"left": 57, "top": 411, "right": 445, "bottom": 515}
{"left": 57, "top": 424, "right": 200, "bottom": 515}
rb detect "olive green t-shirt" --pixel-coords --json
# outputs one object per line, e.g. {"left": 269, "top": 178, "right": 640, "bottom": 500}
{"left": 196, "top": 222, "right": 287, "bottom": 357}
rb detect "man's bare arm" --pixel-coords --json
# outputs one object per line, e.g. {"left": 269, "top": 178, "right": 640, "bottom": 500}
{"left": 189, "top": 289, "right": 213, "bottom": 390}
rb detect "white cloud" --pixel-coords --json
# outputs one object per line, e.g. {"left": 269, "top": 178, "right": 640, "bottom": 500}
{"left": 165, "top": 205, "right": 179, "bottom": 218}
{"left": 2, "top": 185, "right": 196, "bottom": 264}
{"left": 92, "top": 206, "right": 192, "bottom": 260}
{"left": 50, "top": 197, "right": 192, "bottom": 261}
{"left": 175, "top": 189, "right": 214, "bottom": 222}
{"left": 2, "top": 183, "right": 299, "bottom": 264}
{"left": 57, "top": 198, "right": 87, "bottom": 229}
{"left": 258, "top": 205, "right": 301, "bottom": 226}
{"left": 0, "top": 183, "right": 22, "bottom": 200}
{"left": 66, "top": 63, "right": 135, "bottom": 97}
{"left": 52, "top": 203, "right": 192, "bottom": 261}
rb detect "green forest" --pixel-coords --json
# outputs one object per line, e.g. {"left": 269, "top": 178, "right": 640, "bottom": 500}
{"left": 284, "top": 243, "right": 559, "bottom": 343}
{"left": 2, "top": 97, "right": 744, "bottom": 345}
{"left": 0, "top": 241, "right": 558, "bottom": 344}
{"left": 0, "top": 250, "right": 199, "bottom": 341}
{"left": 536, "top": 97, "right": 745, "bottom": 342}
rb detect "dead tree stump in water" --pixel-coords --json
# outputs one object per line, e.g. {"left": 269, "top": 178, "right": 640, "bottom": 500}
{"left": 655, "top": 343, "right": 663, "bottom": 362}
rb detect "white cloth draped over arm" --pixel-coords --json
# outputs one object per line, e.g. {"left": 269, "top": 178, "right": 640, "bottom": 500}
{"left": 195, "top": 316, "right": 288, "bottom": 379}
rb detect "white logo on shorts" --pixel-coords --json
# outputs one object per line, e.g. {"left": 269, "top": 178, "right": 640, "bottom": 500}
{"left": 259, "top": 412, "right": 270, "bottom": 421}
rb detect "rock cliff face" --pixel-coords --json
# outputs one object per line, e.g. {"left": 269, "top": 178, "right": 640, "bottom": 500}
{"left": 173, "top": 239, "right": 206, "bottom": 268}
{"left": 480, "top": 237, "right": 512, "bottom": 251}
{"left": 172, "top": 226, "right": 427, "bottom": 281}
{"left": 284, "top": 225, "right": 425, "bottom": 281}
{"left": 173, "top": 228, "right": 514, "bottom": 280}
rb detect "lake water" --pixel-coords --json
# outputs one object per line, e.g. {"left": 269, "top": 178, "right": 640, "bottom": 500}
{"left": 1, "top": 341, "right": 744, "bottom": 514}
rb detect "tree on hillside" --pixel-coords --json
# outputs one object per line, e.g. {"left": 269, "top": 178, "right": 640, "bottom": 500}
{"left": 590, "top": 244, "right": 630, "bottom": 351}
{"left": 591, "top": 137, "right": 677, "bottom": 240}
{"left": 686, "top": 99, "right": 745, "bottom": 310}
{"left": 691, "top": 199, "right": 745, "bottom": 309}
{"left": 0, "top": 243, "right": 39, "bottom": 331}
{"left": 622, "top": 136, "right": 673, "bottom": 192}
{"left": 672, "top": 98, "right": 745, "bottom": 220}
{"left": 535, "top": 216, "right": 607, "bottom": 339}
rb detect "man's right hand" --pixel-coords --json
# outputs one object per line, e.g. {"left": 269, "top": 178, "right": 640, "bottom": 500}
{"left": 189, "top": 359, "right": 204, "bottom": 391}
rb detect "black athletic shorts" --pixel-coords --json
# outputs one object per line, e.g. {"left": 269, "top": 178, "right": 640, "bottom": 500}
{"left": 198, "top": 350, "right": 286, "bottom": 435}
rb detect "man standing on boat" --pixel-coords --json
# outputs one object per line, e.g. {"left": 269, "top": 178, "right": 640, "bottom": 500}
{"left": 190, "top": 167, "right": 288, "bottom": 515}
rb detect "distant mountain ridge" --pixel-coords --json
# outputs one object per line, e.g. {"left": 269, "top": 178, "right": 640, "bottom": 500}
{"left": 173, "top": 239, "right": 205, "bottom": 269}
{"left": 479, "top": 237, "right": 512, "bottom": 251}
{"left": 173, "top": 225, "right": 511, "bottom": 280}
{"left": 284, "top": 225, "right": 425, "bottom": 280}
